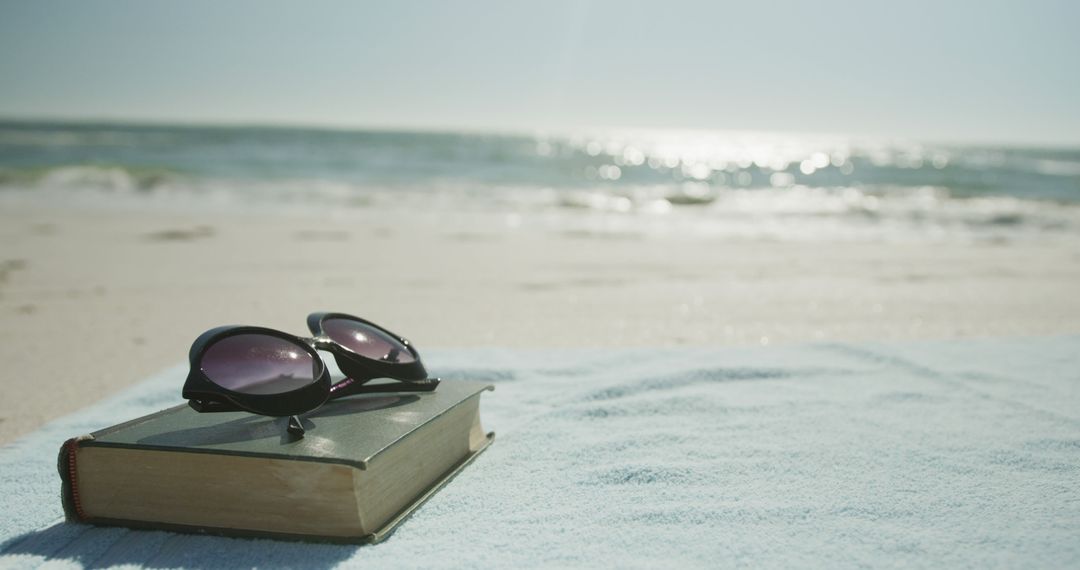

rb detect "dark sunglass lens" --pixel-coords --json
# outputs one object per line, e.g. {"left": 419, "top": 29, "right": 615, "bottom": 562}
{"left": 201, "top": 334, "right": 319, "bottom": 395}
{"left": 322, "top": 318, "right": 416, "bottom": 363}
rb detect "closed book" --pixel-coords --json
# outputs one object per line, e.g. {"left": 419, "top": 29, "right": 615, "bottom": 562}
{"left": 57, "top": 380, "right": 494, "bottom": 543}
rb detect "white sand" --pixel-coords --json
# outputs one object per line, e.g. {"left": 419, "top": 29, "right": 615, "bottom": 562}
{"left": 1, "top": 201, "right": 1079, "bottom": 444}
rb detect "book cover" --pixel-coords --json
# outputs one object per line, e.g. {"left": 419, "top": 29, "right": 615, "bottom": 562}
{"left": 58, "top": 379, "right": 494, "bottom": 543}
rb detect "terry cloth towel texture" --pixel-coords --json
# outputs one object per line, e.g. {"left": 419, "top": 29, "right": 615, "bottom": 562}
{"left": 2, "top": 337, "right": 1079, "bottom": 568}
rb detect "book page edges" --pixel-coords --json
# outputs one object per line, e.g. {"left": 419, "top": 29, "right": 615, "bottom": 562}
{"left": 366, "top": 431, "right": 493, "bottom": 544}
{"left": 70, "top": 434, "right": 493, "bottom": 544}
{"left": 76, "top": 447, "right": 366, "bottom": 536}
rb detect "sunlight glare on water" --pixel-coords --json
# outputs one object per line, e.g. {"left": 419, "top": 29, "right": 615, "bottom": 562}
{"left": 1, "top": 122, "right": 1079, "bottom": 243}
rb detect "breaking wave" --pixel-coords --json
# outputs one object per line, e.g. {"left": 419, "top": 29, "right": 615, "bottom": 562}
{"left": 2, "top": 121, "right": 1079, "bottom": 242}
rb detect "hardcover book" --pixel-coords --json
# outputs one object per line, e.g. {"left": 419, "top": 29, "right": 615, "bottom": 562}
{"left": 58, "top": 380, "right": 494, "bottom": 543}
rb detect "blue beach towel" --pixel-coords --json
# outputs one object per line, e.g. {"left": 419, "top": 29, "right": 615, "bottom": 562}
{"left": 2, "top": 338, "right": 1079, "bottom": 568}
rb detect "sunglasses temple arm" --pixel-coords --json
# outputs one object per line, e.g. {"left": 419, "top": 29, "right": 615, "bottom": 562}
{"left": 188, "top": 399, "right": 245, "bottom": 413}
{"left": 327, "top": 377, "right": 440, "bottom": 400}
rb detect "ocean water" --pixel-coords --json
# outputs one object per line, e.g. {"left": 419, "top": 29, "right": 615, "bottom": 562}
{"left": 2, "top": 121, "right": 1079, "bottom": 242}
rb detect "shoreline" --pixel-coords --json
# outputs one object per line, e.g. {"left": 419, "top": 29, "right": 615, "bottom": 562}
{"left": 2, "top": 201, "right": 1079, "bottom": 444}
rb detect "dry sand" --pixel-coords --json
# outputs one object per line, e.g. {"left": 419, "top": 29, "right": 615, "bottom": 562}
{"left": 1, "top": 201, "right": 1079, "bottom": 444}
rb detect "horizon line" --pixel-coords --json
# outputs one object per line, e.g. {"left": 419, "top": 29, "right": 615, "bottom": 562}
{"left": 1, "top": 114, "right": 1078, "bottom": 151}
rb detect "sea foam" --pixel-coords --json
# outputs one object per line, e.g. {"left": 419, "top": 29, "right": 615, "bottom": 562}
{"left": 2, "top": 121, "right": 1078, "bottom": 242}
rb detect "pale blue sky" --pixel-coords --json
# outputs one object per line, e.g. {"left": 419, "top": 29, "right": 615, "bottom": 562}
{"left": 1, "top": 0, "right": 1078, "bottom": 144}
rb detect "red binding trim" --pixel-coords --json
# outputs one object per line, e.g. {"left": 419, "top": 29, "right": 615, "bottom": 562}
{"left": 66, "top": 439, "right": 87, "bottom": 521}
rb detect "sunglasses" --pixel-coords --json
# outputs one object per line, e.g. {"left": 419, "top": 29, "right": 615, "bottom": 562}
{"left": 182, "top": 312, "right": 439, "bottom": 437}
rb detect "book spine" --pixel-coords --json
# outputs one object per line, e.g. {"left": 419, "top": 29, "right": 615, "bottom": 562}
{"left": 57, "top": 436, "right": 92, "bottom": 522}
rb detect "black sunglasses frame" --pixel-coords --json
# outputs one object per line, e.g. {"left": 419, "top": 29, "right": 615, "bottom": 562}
{"left": 182, "top": 312, "right": 438, "bottom": 434}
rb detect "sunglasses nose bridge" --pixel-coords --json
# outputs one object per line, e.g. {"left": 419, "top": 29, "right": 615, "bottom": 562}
{"left": 299, "top": 336, "right": 336, "bottom": 351}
